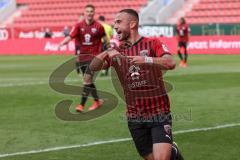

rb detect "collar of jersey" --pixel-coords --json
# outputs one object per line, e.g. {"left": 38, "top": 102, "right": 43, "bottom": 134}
{"left": 131, "top": 36, "right": 144, "bottom": 46}
{"left": 83, "top": 19, "right": 95, "bottom": 26}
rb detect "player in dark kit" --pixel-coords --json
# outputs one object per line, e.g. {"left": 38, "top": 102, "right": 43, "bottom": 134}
{"left": 58, "top": 4, "right": 106, "bottom": 112}
{"left": 89, "top": 9, "right": 184, "bottom": 160}
{"left": 176, "top": 17, "right": 190, "bottom": 68}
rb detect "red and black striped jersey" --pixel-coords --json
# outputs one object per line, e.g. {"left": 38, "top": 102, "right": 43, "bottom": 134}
{"left": 107, "top": 37, "right": 171, "bottom": 118}
{"left": 70, "top": 20, "right": 105, "bottom": 61}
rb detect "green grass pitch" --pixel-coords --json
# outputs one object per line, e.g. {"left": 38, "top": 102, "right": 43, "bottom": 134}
{"left": 0, "top": 55, "right": 239, "bottom": 160}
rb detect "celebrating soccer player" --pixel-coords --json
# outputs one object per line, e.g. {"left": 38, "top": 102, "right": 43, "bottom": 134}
{"left": 58, "top": 4, "right": 107, "bottom": 112}
{"left": 89, "top": 9, "right": 184, "bottom": 160}
{"left": 176, "top": 17, "right": 190, "bottom": 68}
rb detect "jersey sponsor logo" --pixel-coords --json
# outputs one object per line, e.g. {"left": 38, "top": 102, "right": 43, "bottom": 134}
{"left": 140, "top": 49, "right": 148, "bottom": 56}
{"left": 129, "top": 65, "right": 140, "bottom": 80}
{"left": 91, "top": 28, "right": 97, "bottom": 33}
{"left": 179, "top": 29, "right": 185, "bottom": 36}
{"left": 128, "top": 80, "right": 147, "bottom": 90}
{"left": 83, "top": 34, "right": 92, "bottom": 45}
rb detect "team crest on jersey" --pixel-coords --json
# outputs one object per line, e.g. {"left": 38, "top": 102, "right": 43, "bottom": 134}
{"left": 80, "top": 28, "right": 84, "bottom": 32}
{"left": 140, "top": 50, "right": 148, "bottom": 57}
{"left": 91, "top": 28, "right": 97, "bottom": 33}
{"left": 129, "top": 65, "right": 140, "bottom": 80}
{"left": 162, "top": 44, "right": 169, "bottom": 52}
{"left": 164, "top": 124, "right": 172, "bottom": 135}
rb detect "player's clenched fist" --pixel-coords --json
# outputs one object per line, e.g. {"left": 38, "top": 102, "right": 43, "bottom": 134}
{"left": 106, "top": 48, "right": 121, "bottom": 59}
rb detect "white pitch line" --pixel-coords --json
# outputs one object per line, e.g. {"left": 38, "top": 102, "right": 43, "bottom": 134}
{"left": 0, "top": 123, "right": 239, "bottom": 158}
{"left": 173, "top": 123, "right": 240, "bottom": 134}
{"left": 0, "top": 138, "right": 131, "bottom": 158}
{"left": 1, "top": 67, "right": 239, "bottom": 88}
{"left": 0, "top": 81, "right": 47, "bottom": 87}
{"left": 0, "top": 77, "right": 111, "bottom": 88}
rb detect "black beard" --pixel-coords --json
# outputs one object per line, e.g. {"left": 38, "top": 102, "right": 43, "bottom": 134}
{"left": 119, "top": 41, "right": 132, "bottom": 51}
{"left": 121, "top": 31, "right": 130, "bottom": 41}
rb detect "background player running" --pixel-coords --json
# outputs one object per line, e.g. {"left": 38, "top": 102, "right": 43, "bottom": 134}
{"left": 58, "top": 4, "right": 107, "bottom": 112}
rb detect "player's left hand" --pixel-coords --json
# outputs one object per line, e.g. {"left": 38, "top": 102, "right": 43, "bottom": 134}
{"left": 107, "top": 48, "right": 121, "bottom": 59}
{"left": 127, "top": 56, "right": 145, "bottom": 64}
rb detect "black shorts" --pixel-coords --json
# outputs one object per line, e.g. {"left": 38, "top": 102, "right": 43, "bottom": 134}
{"left": 78, "top": 61, "right": 94, "bottom": 76}
{"left": 128, "top": 113, "right": 173, "bottom": 157}
{"left": 178, "top": 41, "right": 187, "bottom": 49}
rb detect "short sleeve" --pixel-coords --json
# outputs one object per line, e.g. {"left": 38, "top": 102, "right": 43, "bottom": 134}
{"left": 153, "top": 39, "right": 171, "bottom": 57}
{"left": 70, "top": 23, "right": 79, "bottom": 39}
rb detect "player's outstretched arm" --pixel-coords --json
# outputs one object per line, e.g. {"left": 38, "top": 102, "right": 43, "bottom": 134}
{"left": 152, "top": 54, "right": 176, "bottom": 70}
{"left": 58, "top": 36, "right": 72, "bottom": 49}
{"left": 89, "top": 51, "right": 109, "bottom": 71}
{"left": 89, "top": 49, "right": 121, "bottom": 71}
{"left": 128, "top": 54, "right": 176, "bottom": 70}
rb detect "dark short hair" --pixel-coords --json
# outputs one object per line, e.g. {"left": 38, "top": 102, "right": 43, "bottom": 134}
{"left": 85, "top": 4, "right": 95, "bottom": 10}
{"left": 99, "top": 15, "right": 105, "bottom": 21}
{"left": 119, "top": 9, "right": 139, "bottom": 21}
{"left": 180, "top": 17, "right": 185, "bottom": 23}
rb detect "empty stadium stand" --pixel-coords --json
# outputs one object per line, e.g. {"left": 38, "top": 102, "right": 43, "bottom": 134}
{"left": 185, "top": 0, "right": 240, "bottom": 24}
{"left": 12, "top": 0, "right": 148, "bottom": 28}
{"left": 0, "top": 0, "right": 16, "bottom": 23}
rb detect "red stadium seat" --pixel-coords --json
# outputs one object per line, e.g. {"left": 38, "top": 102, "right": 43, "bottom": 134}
{"left": 185, "top": 0, "right": 240, "bottom": 24}
{"left": 13, "top": 0, "right": 147, "bottom": 29}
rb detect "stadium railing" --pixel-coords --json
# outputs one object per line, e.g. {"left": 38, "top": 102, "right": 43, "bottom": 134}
{"left": 0, "top": 0, "right": 16, "bottom": 23}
